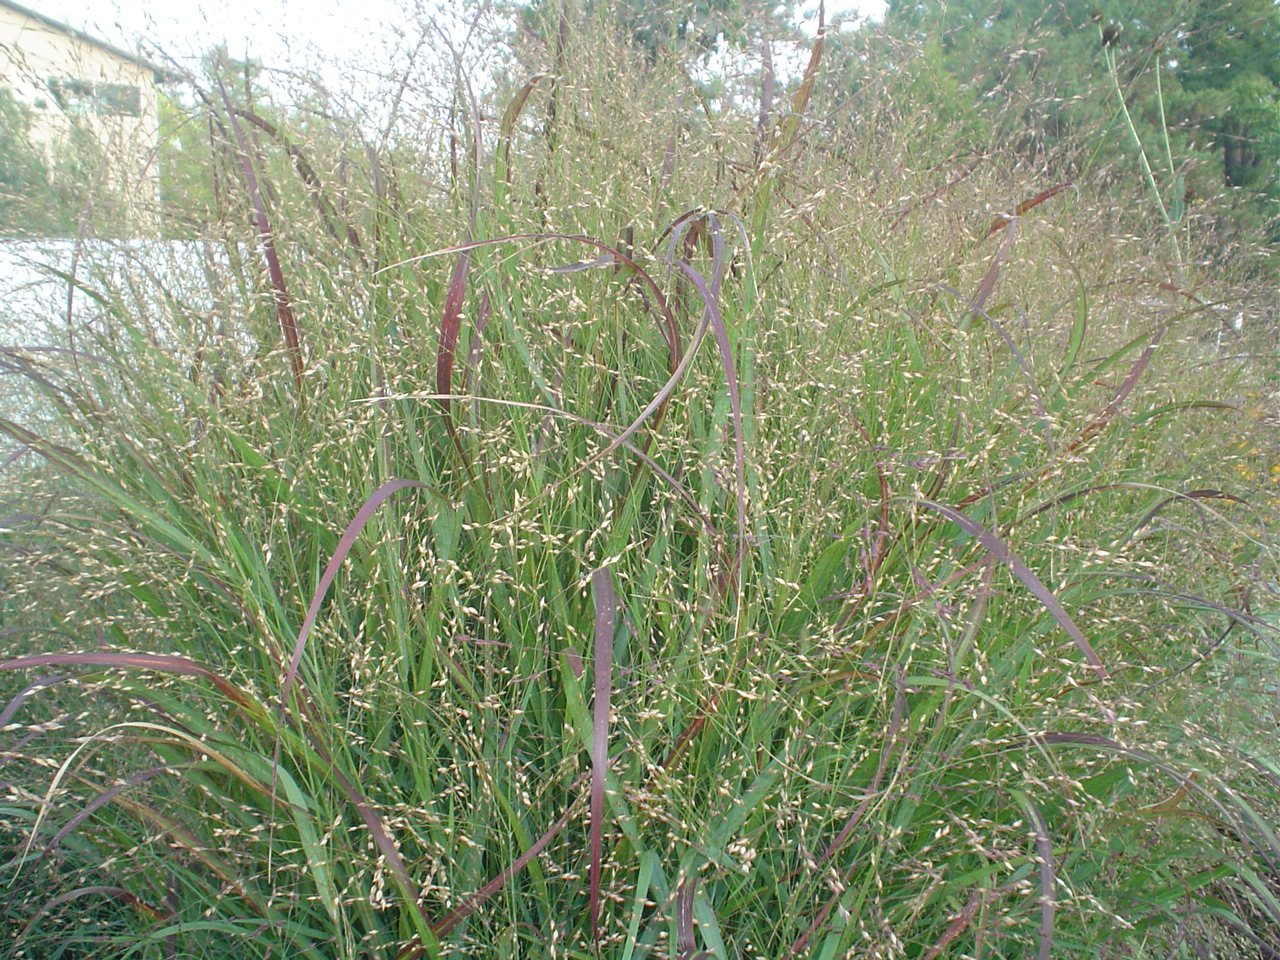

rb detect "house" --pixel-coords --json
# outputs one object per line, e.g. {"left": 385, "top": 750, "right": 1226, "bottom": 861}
{"left": 0, "top": 0, "right": 172, "bottom": 231}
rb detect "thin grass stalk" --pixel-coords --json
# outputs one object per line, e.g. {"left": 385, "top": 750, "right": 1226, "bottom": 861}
{"left": 1100, "top": 38, "right": 1182, "bottom": 264}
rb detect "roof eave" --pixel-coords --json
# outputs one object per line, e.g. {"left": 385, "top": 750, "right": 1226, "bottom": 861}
{"left": 0, "top": 0, "right": 179, "bottom": 83}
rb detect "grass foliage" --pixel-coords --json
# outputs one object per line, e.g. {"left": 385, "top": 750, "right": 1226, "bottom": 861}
{"left": 2, "top": 4, "right": 1278, "bottom": 958}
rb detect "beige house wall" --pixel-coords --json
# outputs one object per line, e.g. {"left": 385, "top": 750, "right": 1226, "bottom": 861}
{"left": 0, "top": 1, "right": 165, "bottom": 231}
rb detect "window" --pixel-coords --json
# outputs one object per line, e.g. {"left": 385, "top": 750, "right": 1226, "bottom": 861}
{"left": 47, "top": 78, "right": 142, "bottom": 118}
{"left": 97, "top": 83, "right": 141, "bottom": 117}
{"left": 47, "top": 77, "right": 93, "bottom": 116}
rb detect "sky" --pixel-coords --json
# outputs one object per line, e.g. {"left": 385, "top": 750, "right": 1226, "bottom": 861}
{"left": 33, "top": 0, "right": 888, "bottom": 74}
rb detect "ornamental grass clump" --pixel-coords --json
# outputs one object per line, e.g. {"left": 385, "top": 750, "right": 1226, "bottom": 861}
{"left": 1, "top": 4, "right": 1277, "bottom": 959}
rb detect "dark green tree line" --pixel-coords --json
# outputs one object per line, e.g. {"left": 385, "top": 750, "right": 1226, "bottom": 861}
{"left": 881, "top": 0, "right": 1279, "bottom": 240}
{"left": 510, "top": 0, "right": 798, "bottom": 62}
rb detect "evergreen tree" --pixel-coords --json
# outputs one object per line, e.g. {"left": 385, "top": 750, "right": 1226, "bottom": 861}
{"left": 881, "top": 0, "right": 1279, "bottom": 240}
{"left": 1174, "top": 0, "right": 1280, "bottom": 194}
{"left": 512, "top": 0, "right": 798, "bottom": 63}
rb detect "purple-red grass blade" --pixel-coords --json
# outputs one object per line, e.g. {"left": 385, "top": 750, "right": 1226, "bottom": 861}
{"left": 1136, "top": 488, "right": 1249, "bottom": 530}
{"left": 659, "top": 207, "right": 708, "bottom": 252}
{"left": 923, "top": 886, "right": 1009, "bottom": 959}
{"left": 215, "top": 79, "right": 305, "bottom": 394}
{"left": 1, "top": 445, "right": 31, "bottom": 471}
{"left": 888, "top": 157, "right": 983, "bottom": 231}
{"left": 663, "top": 698, "right": 716, "bottom": 773}
{"left": 383, "top": 394, "right": 727, "bottom": 559}
{"left": 666, "top": 209, "right": 706, "bottom": 268}
{"left": 380, "top": 235, "right": 679, "bottom": 369}
{"left": 979, "top": 326, "right": 1172, "bottom": 509}
{"left": 985, "top": 183, "right": 1072, "bottom": 238}
{"left": 670, "top": 258, "right": 747, "bottom": 579}
{"left": 278, "top": 478, "right": 428, "bottom": 727}
{"left": 1014, "top": 793, "right": 1056, "bottom": 960}
{"left": 968, "top": 216, "right": 1014, "bottom": 324}
{"left": 589, "top": 566, "right": 616, "bottom": 945}
{"left": 400, "top": 770, "right": 592, "bottom": 955}
{"left": 230, "top": 106, "right": 363, "bottom": 257}
{"left": 0, "top": 673, "right": 69, "bottom": 729}
{"left": 942, "top": 285, "right": 1054, "bottom": 454}
{"left": 1098, "top": 324, "right": 1167, "bottom": 418}
{"left": 20, "top": 885, "right": 168, "bottom": 944}
{"left": 39, "top": 765, "right": 169, "bottom": 863}
{"left": 1069, "top": 325, "right": 1167, "bottom": 455}
{"left": 1021, "top": 482, "right": 1136, "bottom": 519}
{"left": 676, "top": 876, "right": 698, "bottom": 959}
{"left": 785, "top": 671, "right": 907, "bottom": 960}
{"left": 391, "top": 239, "right": 700, "bottom": 513}
{"left": 432, "top": 804, "right": 575, "bottom": 939}
{"left": 925, "top": 419, "right": 962, "bottom": 502}
{"left": 436, "top": 251, "right": 471, "bottom": 410}
{"left": 0, "top": 652, "right": 261, "bottom": 713}
{"left": 304, "top": 738, "right": 442, "bottom": 956}
{"left": 271, "top": 478, "right": 441, "bottom": 955}
{"left": 818, "top": 669, "right": 907, "bottom": 866}
{"left": 911, "top": 498, "right": 1110, "bottom": 680}
{"left": 100, "top": 790, "right": 270, "bottom": 916}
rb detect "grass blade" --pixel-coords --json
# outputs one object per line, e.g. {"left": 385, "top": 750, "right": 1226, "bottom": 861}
{"left": 418, "top": 772, "right": 591, "bottom": 948}
{"left": 19, "top": 886, "right": 168, "bottom": 944}
{"left": 39, "top": 764, "right": 169, "bottom": 864}
{"left": 311, "top": 742, "right": 442, "bottom": 957}
{"left": 984, "top": 183, "right": 1072, "bottom": 238}
{"left": 230, "top": 105, "right": 364, "bottom": 257}
{"left": 773, "top": 1, "right": 824, "bottom": 157}
{"left": 1, "top": 652, "right": 262, "bottom": 715}
{"left": 1135, "top": 488, "right": 1249, "bottom": 530}
{"left": 0, "top": 674, "right": 70, "bottom": 729}
{"left": 215, "top": 78, "right": 305, "bottom": 394}
{"left": 965, "top": 217, "right": 1014, "bottom": 327}
{"left": 669, "top": 257, "right": 746, "bottom": 582}
{"left": 817, "top": 670, "right": 907, "bottom": 865}
{"left": 910, "top": 498, "right": 1110, "bottom": 679}
{"left": 1012, "top": 791, "right": 1056, "bottom": 960}
{"left": 381, "top": 234, "right": 680, "bottom": 367}
{"left": 942, "top": 285, "right": 1054, "bottom": 455}
{"left": 589, "top": 566, "right": 616, "bottom": 945}
{"left": 436, "top": 251, "right": 471, "bottom": 411}
{"left": 676, "top": 876, "right": 698, "bottom": 959}
{"left": 278, "top": 478, "right": 429, "bottom": 725}
{"left": 1066, "top": 325, "right": 1167, "bottom": 458}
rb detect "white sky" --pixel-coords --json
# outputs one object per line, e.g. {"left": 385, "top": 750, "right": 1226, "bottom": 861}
{"left": 35, "top": 1, "right": 887, "bottom": 73}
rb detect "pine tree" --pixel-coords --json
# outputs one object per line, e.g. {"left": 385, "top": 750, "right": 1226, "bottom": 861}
{"left": 1174, "top": 0, "right": 1280, "bottom": 194}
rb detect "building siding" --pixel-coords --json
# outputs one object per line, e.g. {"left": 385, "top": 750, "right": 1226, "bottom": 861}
{"left": 0, "top": 1, "right": 165, "bottom": 231}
